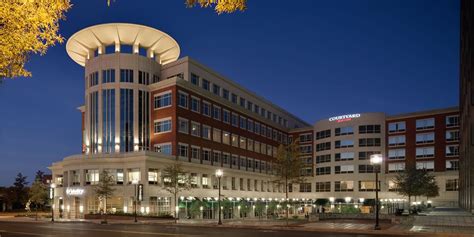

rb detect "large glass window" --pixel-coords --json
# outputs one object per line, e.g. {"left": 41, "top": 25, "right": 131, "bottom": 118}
{"left": 388, "top": 149, "right": 405, "bottom": 160}
{"left": 202, "top": 79, "right": 210, "bottom": 91}
{"left": 388, "top": 162, "right": 405, "bottom": 173}
{"left": 154, "top": 92, "right": 172, "bottom": 109}
{"left": 335, "top": 139, "right": 354, "bottom": 148}
{"left": 446, "top": 179, "right": 459, "bottom": 191}
{"left": 416, "top": 147, "right": 435, "bottom": 158}
{"left": 388, "top": 135, "right": 405, "bottom": 146}
{"left": 416, "top": 161, "right": 434, "bottom": 171}
{"left": 120, "top": 69, "right": 134, "bottom": 83}
{"left": 446, "top": 145, "right": 459, "bottom": 157}
{"left": 335, "top": 126, "right": 353, "bottom": 136}
{"left": 178, "top": 118, "right": 188, "bottom": 134}
{"left": 335, "top": 165, "right": 354, "bottom": 174}
{"left": 138, "top": 71, "right": 149, "bottom": 85}
{"left": 316, "top": 167, "right": 331, "bottom": 175}
{"left": 446, "top": 115, "right": 460, "bottom": 127}
{"left": 212, "top": 105, "right": 221, "bottom": 120}
{"left": 223, "top": 110, "right": 230, "bottom": 123}
{"left": 388, "top": 121, "right": 406, "bottom": 133}
{"left": 202, "top": 101, "right": 211, "bottom": 116}
{"left": 102, "top": 69, "right": 115, "bottom": 83}
{"left": 446, "top": 160, "right": 459, "bottom": 171}
{"left": 120, "top": 89, "right": 134, "bottom": 152}
{"left": 89, "top": 91, "right": 99, "bottom": 154}
{"left": 191, "top": 122, "right": 200, "bottom": 137}
{"left": 416, "top": 118, "right": 435, "bottom": 130}
{"left": 416, "top": 133, "right": 435, "bottom": 144}
{"left": 359, "top": 181, "right": 379, "bottom": 192}
{"left": 85, "top": 169, "right": 99, "bottom": 185}
{"left": 127, "top": 169, "right": 140, "bottom": 184}
{"left": 359, "top": 138, "right": 381, "bottom": 147}
{"left": 335, "top": 152, "right": 354, "bottom": 161}
{"left": 202, "top": 125, "right": 211, "bottom": 140}
{"left": 359, "top": 125, "right": 381, "bottom": 134}
{"left": 191, "top": 73, "right": 199, "bottom": 86}
{"left": 89, "top": 71, "right": 99, "bottom": 87}
{"left": 154, "top": 119, "right": 172, "bottom": 133}
{"left": 316, "top": 154, "right": 331, "bottom": 163}
{"left": 315, "top": 182, "right": 331, "bottom": 192}
{"left": 316, "top": 129, "right": 331, "bottom": 140}
{"left": 316, "top": 142, "right": 331, "bottom": 151}
{"left": 178, "top": 144, "right": 188, "bottom": 158}
{"left": 178, "top": 91, "right": 188, "bottom": 108}
{"left": 102, "top": 89, "right": 115, "bottom": 153}
{"left": 154, "top": 143, "right": 172, "bottom": 155}
{"left": 446, "top": 130, "right": 460, "bottom": 141}
{"left": 138, "top": 90, "right": 150, "bottom": 151}
{"left": 191, "top": 97, "right": 200, "bottom": 112}
{"left": 334, "top": 181, "right": 354, "bottom": 192}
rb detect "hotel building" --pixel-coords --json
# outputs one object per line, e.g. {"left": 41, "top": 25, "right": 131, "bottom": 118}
{"left": 50, "top": 23, "right": 459, "bottom": 219}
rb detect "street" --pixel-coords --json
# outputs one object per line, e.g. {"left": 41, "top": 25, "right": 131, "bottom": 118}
{"left": 0, "top": 221, "right": 408, "bottom": 237}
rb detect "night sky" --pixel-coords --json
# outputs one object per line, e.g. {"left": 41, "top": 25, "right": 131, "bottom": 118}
{"left": 0, "top": 0, "right": 460, "bottom": 186}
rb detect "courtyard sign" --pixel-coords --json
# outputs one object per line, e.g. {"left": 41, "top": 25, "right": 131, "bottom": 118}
{"left": 328, "top": 114, "right": 361, "bottom": 123}
{"left": 66, "top": 187, "right": 85, "bottom": 196}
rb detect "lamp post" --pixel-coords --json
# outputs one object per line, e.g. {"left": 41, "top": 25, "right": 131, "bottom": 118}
{"left": 215, "top": 169, "right": 223, "bottom": 225}
{"left": 370, "top": 154, "right": 383, "bottom": 230}
{"left": 132, "top": 180, "right": 139, "bottom": 223}
{"left": 50, "top": 183, "right": 56, "bottom": 222}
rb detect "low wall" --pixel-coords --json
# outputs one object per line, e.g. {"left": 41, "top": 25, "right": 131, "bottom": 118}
{"left": 314, "top": 213, "right": 400, "bottom": 223}
{"left": 84, "top": 214, "right": 173, "bottom": 220}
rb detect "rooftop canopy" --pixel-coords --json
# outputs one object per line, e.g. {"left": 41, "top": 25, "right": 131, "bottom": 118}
{"left": 66, "top": 23, "right": 180, "bottom": 66}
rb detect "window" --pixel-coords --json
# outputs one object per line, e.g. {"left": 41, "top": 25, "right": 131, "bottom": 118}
{"left": 191, "top": 97, "right": 200, "bottom": 112}
{"left": 358, "top": 151, "right": 379, "bottom": 160}
{"left": 154, "top": 92, "right": 172, "bottom": 109}
{"left": 335, "top": 165, "right": 354, "bottom": 174}
{"left": 388, "top": 180, "right": 398, "bottom": 191}
{"left": 446, "top": 130, "right": 460, "bottom": 141}
{"left": 178, "top": 118, "right": 188, "bottom": 134}
{"left": 231, "top": 113, "right": 238, "bottom": 127}
{"left": 191, "top": 73, "right": 199, "bottom": 86}
{"left": 85, "top": 169, "right": 99, "bottom": 185}
{"left": 359, "top": 125, "right": 381, "bottom": 134}
{"left": 231, "top": 93, "right": 238, "bottom": 104}
{"left": 120, "top": 69, "right": 133, "bottom": 83}
{"left": 222, "top": 153, "right": 230, "bottom": 165}
{"left": 89, "top": 71, "right": 99, "bottom": 86}
{"left": 127, "top": 169, "right": 140, "bottom": 184}
{"left": 223, "top": 110, "right": 230, "bottom": 123}
{"left": 247, "top": 101, "right": 253, "bottom": 111}
{"left": 300, "top": 145, "right": 312, "bottom": 154}
{"left": 213, "top": 128, "right": 221, "bottom": 143}
{"left": 388, "top": 121, "right": 406, "bottom": 133}
{"left": 446, "top": 145, "right": 459, "bottom": 157}
{"left": 212, "top": 106, "right": 221, "bottom": 120}
{"left": 239, "top": 137, "right": 246, "bottom": 149}
{"left": 335, "top": 126, "right": 353, "bottom": 136}
{"left": 254, "top": 141, "right": 260, "bottom": 153}
{"left": 316, "top": 129, "right": 331, "bottom": 140}
{"left": 299, "top": 183, "right": 312, "bottom": 192}
{"left": 247, "top": 139, "right": 254, "bottom": 151}
{"left": 154, "top": 143, "right": 172, "bottom": 155}
{"left": 316, "top": 142, "right": 331, "bottom": 151}
{"left": 416, "top": 147, "right": 435, "bottom": 158}
{"left": 178, "top": 91, "right": 188, "bottom": 108}
{"left": 222, "top": 131, "right": 230, "bottom": 145}
{"left": 239, "top": 97, "right": 246, "bottom": 107}
{"left": 316, "top": 154, "right": 331, "bottom": 163}
{"left": 416, "top": 161, "right": 434, "bottom": 171}
{"left": 191, "top": 122, "right": 200, "bottom": 137}
{"left": 102, "top": 69, "right": 115, "bottom": 83}
{"left": 202, "top": 125, "right": 211, "bottom": 139}
{"left": 359, "top": 181, "right": 378, "bottom": 192}
{"left": 202, "top": 101, "right": 211, "bottom": 116}
{"left": 388, "top": 149, "right": 406, "bottom": 160}
{"left": 315, "top": 182, "right": 331, "bottom": 192}
{"left": 152, "top": 74, "right": 160, "bottom": 84}
{"left": 388, "top": 162, "right": 405, "bottom": 173}
{"left": 416, "top": 118, "right": 435, "bottom": 130}
{"left": 178, "top": 144, "right": 188, "bottom": 157}
{"left": 416, "top": 133, "right": 435, "bottom": 144}
{"left": 358, "top": 164, "right": 376, "bottom": 173}
{"left": 247, "top": 120, "right": 254, "bottom": 132}
{"left": 222, "top": 89, "right": 229, "bottom": 100}
{"left": 254, "top": 105, "right": 260, "bottom": 114}
{"left": 299, "top": 133, "right": 313, "bottom": 142}
{"left": 212, "top": 84, "right": 220, "bottom": 96}
{"left": 202, "top": 149, "right": 210, "bottom": 161}
{"left": 201, "top": 174, "right": 209, "bottom": 188}
{"left": 213, "top": 151, "right": 220, "bottom": 164}
{"left": 388, "top": 135, "right": 405, "bottom": 146}
{"left": 191, "top": 147, "right": 200, "bottom": 160}
{"left": 446, "top": 160, "right": 459, "bottom": 171}
{"left": 335, "top": 181, "right": 354, "bottom": 192}
{"left": 154, "top": 119, "right": 172, "bottom": 133}
{"left": 231, "top": 134, "right": 238, "bottom": 147}
{"left": 202, "top": 79, "right": 210, "bottom": 91}
{"left": 359, "top": 138, "right": 381, "bottom": 147}
{"left": 335, "top": 140, "right": 354, "bottom": 148}
{"left": 239, "top": 116, "right": 247, "bottom": 129}
{"left": 335, "top": 152, "right": 354, "bottom": 161}
{"left": 316, "top": 166, "right": 331, "bottom": 175}
{"left": 446, "top": 179, "right": 459, "bottom": 191}
{"left": 446, "top": 115, "right": 459, "bottom": 127}
{"left": 138, "top": 71, "right": 149, "bottom": 85}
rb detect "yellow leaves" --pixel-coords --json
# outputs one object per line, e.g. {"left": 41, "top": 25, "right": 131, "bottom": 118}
{"left": 185, "top": 0, "right": 246, "bottom": 14}
{"left": 0, "top": 0, "right": 71, "bottom": 79}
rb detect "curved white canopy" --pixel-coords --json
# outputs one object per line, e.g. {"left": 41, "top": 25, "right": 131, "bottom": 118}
{"left": 66, "top": 23, "right": 180, "bottom": 66}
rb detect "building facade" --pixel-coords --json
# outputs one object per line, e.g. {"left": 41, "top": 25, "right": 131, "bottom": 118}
{"left": 459, "top": 0, "right": 474, "bottom": 213}
{"left": 50, "top": 23, "right": 459, "bottom": 219}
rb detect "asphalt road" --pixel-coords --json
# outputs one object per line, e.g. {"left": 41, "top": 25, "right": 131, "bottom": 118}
{"left": 0, "top": 221, "right": 405, "bottom": 237}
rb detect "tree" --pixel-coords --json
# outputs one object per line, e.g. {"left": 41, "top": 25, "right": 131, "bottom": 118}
{"left": 162, "top": 162, "right": 192, "bottom": 223}
{"left": 0, "top": 0, "right": 71, "bottom": 80}
{"left": 272, "top": 140, "right": 305, "bottom": 225}
{"left": 29, "top": 179, "right": 48, "bottom": 220}
{"left": 394, "top": 167, "right": 439, "bottom": 211}
{"left": 94, "top": 170, "right": 116, "bottom": 224}
{"left": 13, "top": 173, "right": 29, "bottom": 209}
{"left": 185, "top": 0, "right": 247, "bottom": 14}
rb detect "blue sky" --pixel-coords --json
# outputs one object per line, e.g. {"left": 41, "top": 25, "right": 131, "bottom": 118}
{"left": 0, "top": 0, "right": 460, "bottom": 186}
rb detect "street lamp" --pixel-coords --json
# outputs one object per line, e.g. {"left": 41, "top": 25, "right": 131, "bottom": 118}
{"left": 50, "top": 183, "right": 56, "bottom": 222}
{"left": 370, "top": 154, "right": 383, "bottom": 230}
{"left": 132, "top": 180, "right": 139, "bottom": 223}
{"left": 215, "top": 169, "right": 223, "bottom": 225}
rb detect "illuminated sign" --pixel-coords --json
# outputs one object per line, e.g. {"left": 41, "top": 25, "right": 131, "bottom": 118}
{"left": 66, "top": 187, "right": 85, "bottom": 196}
{"left": 137, "top": 184, "right": 144, "bottom": 201}
{"left": 328, "top": 114, "right": 361, "bottom": 123}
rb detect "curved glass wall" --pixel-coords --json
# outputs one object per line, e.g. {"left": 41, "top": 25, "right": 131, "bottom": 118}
{"left": 120, "top": 88, "right": 134, "bottom": 152}
{"left": 138, "top": 90, "right": 150, "bottom": 151}
{"left": 102, "top": 89, "right": 115, "bottom": 153}
{"left": 89, "top": 91, "right": 99, "bottom": 154}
